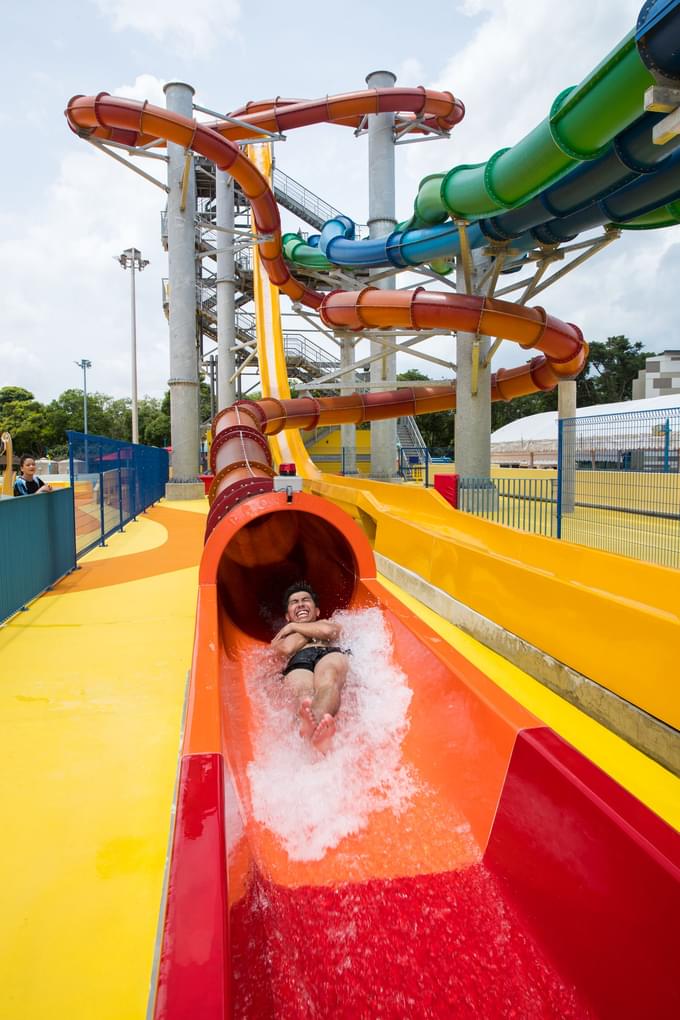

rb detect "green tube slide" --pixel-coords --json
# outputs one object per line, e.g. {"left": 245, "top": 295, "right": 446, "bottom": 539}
{"left": 614, "top": 200, "right": 680, "bottom": 230}
{"left": 414, "top": 29, "right": 656, "bottom": 224}
{"left": 283, "top": 233, "right": 333, "bottom": 270}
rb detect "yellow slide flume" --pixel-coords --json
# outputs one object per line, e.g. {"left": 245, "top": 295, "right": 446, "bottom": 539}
{"left": 249, "top": 150, "right": 679, "bottom": 763}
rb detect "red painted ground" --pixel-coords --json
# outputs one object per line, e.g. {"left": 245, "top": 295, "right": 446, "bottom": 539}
{"left": 230, "top": 865, "right": 593, "bottom": 1019}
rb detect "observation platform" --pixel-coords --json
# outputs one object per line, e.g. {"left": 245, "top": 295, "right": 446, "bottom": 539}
{"left": 0, "top": 497, "right": 677, "bottom": 1018}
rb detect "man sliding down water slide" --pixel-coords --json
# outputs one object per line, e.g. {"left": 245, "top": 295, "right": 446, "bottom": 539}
{"left": 271, "top": 583, "right": 349, "bottom": 754}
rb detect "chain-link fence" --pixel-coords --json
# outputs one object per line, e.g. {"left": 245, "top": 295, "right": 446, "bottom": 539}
{"left": 67, "top": 431, "right": 169, "bottom": 557}
{"left": 557, "top": 406, "right": 680, "bottom": 567}
{"left": 458, "top": 476, "right": 556, "bottom": 536}
{"left": 456, "top": 406, "right": 680, "bottom": 568}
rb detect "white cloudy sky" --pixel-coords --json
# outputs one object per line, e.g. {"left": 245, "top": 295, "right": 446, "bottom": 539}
{"left": 1, "top": 0, "right": 677, "bottom": 404}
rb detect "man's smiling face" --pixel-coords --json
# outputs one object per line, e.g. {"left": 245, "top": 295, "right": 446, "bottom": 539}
{"left": 285, "top": 590, "right": 320, "bottom": 624}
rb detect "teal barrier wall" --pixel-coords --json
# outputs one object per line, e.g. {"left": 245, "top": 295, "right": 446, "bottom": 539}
{"left": 0, "top": 488, "right": 76, "bottom": 624}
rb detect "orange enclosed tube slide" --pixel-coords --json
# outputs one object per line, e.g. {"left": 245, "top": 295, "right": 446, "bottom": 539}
{"left": 65, "top": 95, "right": 587, "bottom": 415}
{"left": 68, "top": 87, "right": 464, "bottom": 148}
{"left": 64, "top": 93, "right": 586, "bottom": 535}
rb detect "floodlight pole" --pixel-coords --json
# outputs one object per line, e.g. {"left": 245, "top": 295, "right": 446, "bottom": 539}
{"left": 117, "top": 247, "right": 149, "bottom": 444}
{"left": 75, "top": 358, "right": 92, "bottom": 433}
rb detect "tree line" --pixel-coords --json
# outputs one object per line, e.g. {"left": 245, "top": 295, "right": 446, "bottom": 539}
{"left": 398, "top": 335, "right": 651, "bottom": 454}
{"left": 0, "top": 383, "right": 212, "bottom": 461}
{"left": 1, "top": 336, "right": 650, "bottom": 460}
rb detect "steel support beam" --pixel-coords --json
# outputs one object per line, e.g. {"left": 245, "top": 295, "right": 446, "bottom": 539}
{"left": 454, "top": 257, "right": 491, "bottom": 478}
{"left": 216, "top": 170, "right": 236, "bottom": 411}
{"left": 340, "top": 336, "right": 358, "bottom": 474}
{"left": 366, "top": 69, "right": 399, "bottom": 480}
{"left": 164, "top": 81, "right": 203, "bottom": 498}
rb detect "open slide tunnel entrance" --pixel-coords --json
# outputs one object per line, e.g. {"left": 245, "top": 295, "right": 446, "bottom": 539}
{"left": 215, "top": 501, "right": 369, "bottom": 641}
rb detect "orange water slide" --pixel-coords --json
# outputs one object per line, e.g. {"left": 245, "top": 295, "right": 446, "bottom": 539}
{"left": 65, "top": 96, "right": 587, "bottom": 414}
{"left": 64, "top": 95, "right": 587, "bottom": 532}
{"left": 153, "top": 489, "right": 680, "bottom": 1019}
{"left": 69, "top": 87, "right": 464, "bottom": 148}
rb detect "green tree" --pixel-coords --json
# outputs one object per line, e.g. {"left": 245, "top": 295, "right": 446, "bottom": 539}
{"left": 101, "top": 397, "right": 132, "bottom": 441}
{"left": 143, "top": 412, "right": 171, "bottom": 447}
{"left": 397, "top": 369, "right": 454, "bottom": 453}
{"left": 0, "top": 386, "right": 35, "bottom": 411}
{"left": 491, "top": 390, "right": 557, "bottom": 432}
{"left": 0, "top": 395, "right": 52, "bottom": 455}
{"left": 576, "top": 335, "right": 651, "bottom": 405}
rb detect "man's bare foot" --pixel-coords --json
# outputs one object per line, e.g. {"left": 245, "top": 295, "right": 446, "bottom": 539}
{"left": 311, "top": 714, "right": 336, "bottom": 754}
{"left": 299, "top": 698, "right": 316, "bottom": 740}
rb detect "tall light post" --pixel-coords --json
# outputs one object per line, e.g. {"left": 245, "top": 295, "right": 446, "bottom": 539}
{"left": 116, "top": 247, "right": 149, "bottom": 444}
{"left": 74, "top": 358, "right": 92, "bottom": 433}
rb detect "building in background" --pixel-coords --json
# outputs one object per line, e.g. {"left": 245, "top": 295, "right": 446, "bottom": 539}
{"left": 632, "top": 350, "right": 680, "bottom": 400}
{"left": 490, "top": 394, "right": 680, "bottom": 469}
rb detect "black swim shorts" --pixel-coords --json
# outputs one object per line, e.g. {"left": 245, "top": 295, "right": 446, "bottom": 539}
{"left": 283, "top": 645, "right": 349, "bottom": 676}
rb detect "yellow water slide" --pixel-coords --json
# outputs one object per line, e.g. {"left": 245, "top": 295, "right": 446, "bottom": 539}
{"left": 249, "top": 146, "right": 680, "bottom": 742}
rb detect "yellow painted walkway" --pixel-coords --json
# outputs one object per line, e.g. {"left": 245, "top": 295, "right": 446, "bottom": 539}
{"left": 0, "top": 501, "right": 206, "bottom": 1020}
{"left": 1, "top": 496, "right": 677, "bottom": 1019}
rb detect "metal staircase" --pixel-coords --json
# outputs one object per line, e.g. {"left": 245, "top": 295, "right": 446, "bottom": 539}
{"left": 161, "top": 155, "right": 414, "bottom": 462}
{"left": 273, "top": 167, "right": 346, "bottom": 232}
{"left": 397, "top": 416, "right": 428, "bottom": 463}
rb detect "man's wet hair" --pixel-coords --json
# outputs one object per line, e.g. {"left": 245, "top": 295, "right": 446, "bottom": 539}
{"left": 283, "top": 582, "right": 318, "bottom": 610}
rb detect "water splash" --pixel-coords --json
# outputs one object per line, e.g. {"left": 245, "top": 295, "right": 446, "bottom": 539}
{"left": 246, "top": 608, "right": 415, "bottom": 861}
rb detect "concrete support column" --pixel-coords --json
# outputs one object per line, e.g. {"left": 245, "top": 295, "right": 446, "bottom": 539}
{"left": 454, "top": 259, "right": 492, "bottom": 479}
{"left": 558, "top": 379, "right": 577, "bottom": 513}
{"left": 340, "top": 335, "right": 358, "bottom": 474}
{"left": 366, "top": 70, "right": 399, "bottom": 481}
{"left": 216, "top": 169, "right": 236, "bottom": 412}
{"left": 164, "top": 81, "right": 203, "bottom": 499}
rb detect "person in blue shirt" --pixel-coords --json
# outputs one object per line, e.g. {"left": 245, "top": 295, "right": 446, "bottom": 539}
{"left": 13, "top": 455, "right": 53, "bottom": 497}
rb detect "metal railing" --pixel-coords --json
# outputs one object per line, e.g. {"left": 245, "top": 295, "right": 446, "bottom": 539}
{"left": 458, "top": 476, "right": 556, "bottom": 537}
{"left": 235, "top": 311, "right": 340, "bottom": 376}
{"left": 273, "top": 168, "right": 346, "bottom": 232}
{"left": 397, "top": 416, "right": 427, "bottom": 451}
{"left": 67, "top": 431, "right": 169, "bottom": 558}
{"left": 283, "top": 334, "right": 339, "bottom": 372}
{"left": 455, "top": 406, "right": 680, "bottom": 567}
{"left": 398, "top": 446, "right": 431, "bottom": 485}
{"left": 557, "top": 406, "right": 680, "bottom": 567}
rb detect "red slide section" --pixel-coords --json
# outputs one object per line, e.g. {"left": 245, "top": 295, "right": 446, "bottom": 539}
{"left": 151, "top": 490, "right": 680, "bottom": 1019}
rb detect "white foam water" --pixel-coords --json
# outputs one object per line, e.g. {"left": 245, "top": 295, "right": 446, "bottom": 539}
{"left": 245, "top": 608, "right": 415, "bottom": 862}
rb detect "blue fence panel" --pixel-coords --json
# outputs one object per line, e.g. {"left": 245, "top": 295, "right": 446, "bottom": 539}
{"left": 0, "top": 488, "right": 76, "bottom": 624}
{"left": 67, "top": 432, "right": 169, "bottom": 557}
{"left": 458, "top": 476, "right": 556, "bottom": 536}
{"left": 398, "top": 446, "right": 431, "bottom": 486}
{"left": 558, "top": 406, "right": 680, "bottom": 568}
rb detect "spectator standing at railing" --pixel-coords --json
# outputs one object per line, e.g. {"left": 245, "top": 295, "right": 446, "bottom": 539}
{"left": 13, "top": 455, "right": 53, "bottom": 497}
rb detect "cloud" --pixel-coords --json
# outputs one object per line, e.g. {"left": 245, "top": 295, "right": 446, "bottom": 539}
{"left": 385, "top": 0, "right": 679, "bottom": 377}
{"left": 113, "top": 73, "right": 167, "bottom": 106}
{"left": 94, "top": 0, "right": 240, "bottom": 57}
{"left": 0, "top": 76, "right": 171, "bottom": 404}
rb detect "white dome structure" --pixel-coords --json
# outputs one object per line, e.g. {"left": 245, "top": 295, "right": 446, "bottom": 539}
{"left": 491, "top": 395, "right": 680, "bottom": 468}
